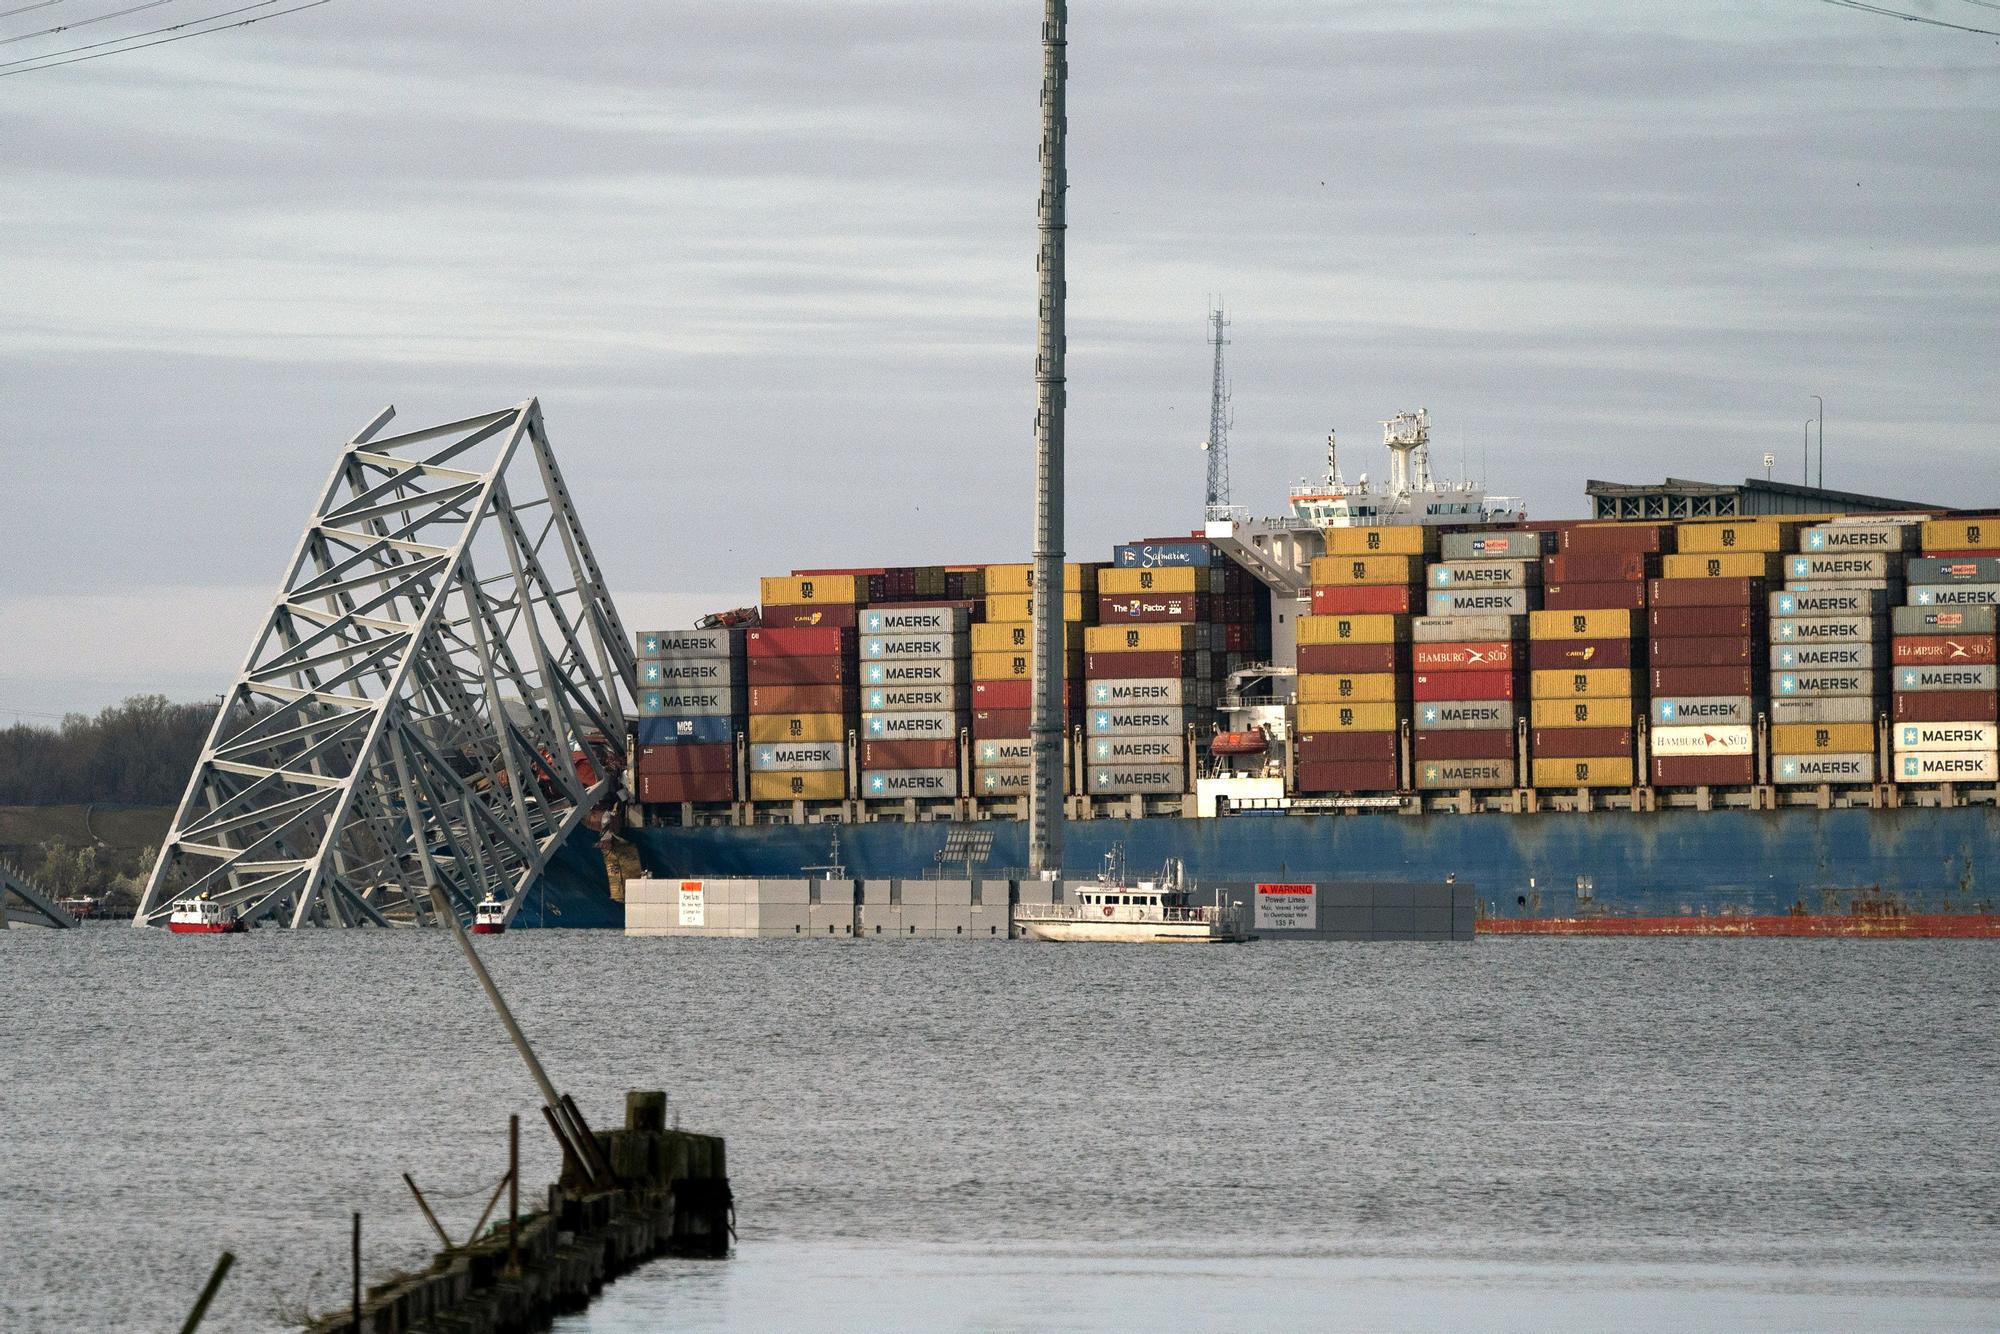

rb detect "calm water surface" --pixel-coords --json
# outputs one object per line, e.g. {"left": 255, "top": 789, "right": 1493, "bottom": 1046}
{"left": 2, "top": 927, "right": 1995, "bottom": 1331}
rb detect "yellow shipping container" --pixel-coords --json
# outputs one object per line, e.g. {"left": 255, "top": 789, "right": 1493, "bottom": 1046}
{"left": 1530, "top": 668, "right": 1638, "bottom": 699}
{"left": 983, "top": 591, "right": 1089, "bottom": 623}
{"left": 1307, "top": 554, "right": 1423, "bottom": 587}
{"left": 1083, "top": 623, "right": 1199, "bottom": 654}
{"left": 1531, "top": 757, "right": 1636, "bottom": 789}
{"left": 1921, "top": 518, "right": 2000, "bottom": 553}
{"left": 1672, "top": 520, "right": 1796, "bottom": 554}
{"left": 1297, "top": 673, "right": 1405, "bottom": 704}
{"left": 749, "top": 771, "right": 847, "bottom": 802}
{"left": 1321, "top": 526, "right": 1437, "bottom": 557}
{"left": 760, "top": 574, "right": 861, "bottom": 606}
{"left": 1297, "top": 613, "right": 1409, "bottom": 646}
{"left": 1528, "top": 608, "right": 1634, "bottom": 640}
{"left": 971, "top": 621, "right": 1085, "bottom": 654}
{"left": 984, "top": 562, "right": 1099, "bottom": 596}
{"left": 746, "top": 713, "right": 847, "bottom": 743}
{"left": 1099, "top": 566, "right": 1203, "bottom": 595}
{"left": 1296, "top": 701, "right": 1401, "bottom": 732}
{"left": 1772, "top": 722, "right": 1875, "bottom": 753}
{"left": 971, "top": 650, "right": 1081, "bottom": 681}
{"left": 1659, "top": 552, "right": 1785, "bottom": 580}
{"left": 1529, "top": 697, "right": 1635, "bottom": 729}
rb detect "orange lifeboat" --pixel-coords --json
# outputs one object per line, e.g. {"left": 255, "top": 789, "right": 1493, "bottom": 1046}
{"left": 1209, "top": 730, "right": 1269, "bottom": 756}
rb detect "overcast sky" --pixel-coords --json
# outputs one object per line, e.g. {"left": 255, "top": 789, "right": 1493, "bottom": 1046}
{"left": 2, "top": 1, "right": 1996, "bottom": 722}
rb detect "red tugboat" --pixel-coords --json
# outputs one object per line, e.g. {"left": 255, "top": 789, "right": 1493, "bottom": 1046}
{"left": 168, "top": 894, "right": 246, "bottom": 934}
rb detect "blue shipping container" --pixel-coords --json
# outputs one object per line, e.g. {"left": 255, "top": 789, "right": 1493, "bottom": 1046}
{"left": 634, "top": 716, "right": 735, "bottom": 746}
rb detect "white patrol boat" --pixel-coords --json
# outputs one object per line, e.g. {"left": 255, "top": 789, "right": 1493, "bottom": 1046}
{"left": 1013, "top": 851, "right": 1250, "bottom": 944}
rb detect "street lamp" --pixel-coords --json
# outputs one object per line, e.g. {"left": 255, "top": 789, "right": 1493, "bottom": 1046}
{"left": 1812, "top": 395, "right": 1824, "bottom": 488}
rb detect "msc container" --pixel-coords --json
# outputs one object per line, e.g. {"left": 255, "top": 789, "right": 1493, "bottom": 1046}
{"left": 1411, "top": 614, "right": 1522, "bottom": 643}
{"left": 1295, "top": 701, "right": 1401, "bottom": 732}
{"left": 1530, "top": 756, "right": 1636, "bottom": 788}
{"left": 1412, "top": 669, "right": 1518, "bottom": 701}
{"left": 1083, "top": 649, "right": 1198, "bottom": 679}
{"left": 1429, "top": 560, "right": 1540, "bottom": 589}
{"left": 984, "top": 562, "right": 1099, "bottom": 596}
{"left": 1785, "top": 553, "right": 1894, "bottom": 582}
{"left": 864, "top": 658, "right": 965, "bottom": 686}
{"left": 1651, "top": 756, "right": 1756, "bottom": 786}
{"left": 1411, "top": 641, "right": 1516, "bottom": 672}
{"left": 636, "top": 772, "right": 734, "bottom": 804}
{"left": 1312, "top": 585, "right": 1420, "bottom": 616}
{"left": 1772, "top": 722, "right": 1874, "bottom": 753}
{"left": 864, "top": 768, "right": 959, "bottom": 798}
{"left": 1772, "top": 643, "right": 1875, "bottom": 671}
{"left": 760, "top": 574, "right": 862, "bottom": 605}
{"left": 1528, "top": 697, "right": 1635, "bottom": 729}
{"left": 1297, "top": 730, "right": 1399, "bottom": 763}
{"left": 637, "top": 628, "right": 742, "bottom": 658}
{"left": 1649, "top": 576, "right": 1766, "bottom": 607}
{"left": 1894, "top": 750, "right": 2000, "bottom": 783}
{"left": 1558, "top": 524, "right": 1671, "bottom": 555}
{"left": 1896, "top": 664, "right": 1998, "bottom": 692}
{"left": 1530, "top": 668, "right": 1636, "bottom": 699}
{"left": 864, "top": 684, "right": 969, "bottom": 712}
{"left": 638, "top": 687, "right": 738, "bottom": 718}
{"left": 1416, "top": 758, "right": 1515, "bottom": 789}
{"left": 1101, "top": 592, "right": 1207, "bottom": 621}
{"left": 1086, "top": 763, "right": 1186, "bottom": 795}
{"left": 1652, "top": 696, "right": 1753, "bottom": 726}
{"left": 1113, "top": 540, "right": 1216, "bottom": 567}
{"left": 1891, "top": 605, "right": 1999, "bottom": 636}
{"left": 1651, "top": 724, "right": 1752, "bottom": 756}
{"left": 1895, "top": 722, "right": 1999, "bottom": 752}
{"left": 746, "top": 713, "right": 847, "bottom": 743}
{"left": 1413, "top": 729, "right": 1514, "bottom": 760}
{"left": 1802, "top": 522, "right": 1918, "bottom": 552}
{"left": 1323, "top": 526, "right": 1436, "bottom": 556}
{"left": 1087, "top": 706, "right": 1185, "bottom": 736}
{"left": 635, "top": 716, "right": 734, "bottom": 746}
{"left": 1528, "top": 608, "right": 1633, "bottom": 640}
{"left": 1891, "top": 634, "right": 1996, "bottom": 665}
{"left": 971, "top": 622, "right": 1086, "bottom": 654}
{"left": 1309, "top": 554, "right": 1423, "bottom": 586}
{"left": 745, "top": 626, "right": 856, "bottom": 659}
{"left": 1532, "top": 727, "right": 1634, "bottom": 758}
{"left": 861, "top": 738, "right": 958, "bottom": 770}
{"left": 639, "top": 657, "right": 739, "bottom": 686}
{"left": 1439, "top": 530, "right": 1548, "bottom": 561}
{"left": 748, "top": 771, "right": 847, "bottom": 802}
{"left": 1648, "top": 638, "right": 1756, "bottom": 668}
{"left": 861, "top": 631, "right": 961, "bottom": 661}
{"left": 1769, "top": 697, "right": 1875, "bottom": 725}
{"left": 1100, "top": 566, "right": 1206, "bottom": 596}
{"left": 748, "top": 683, "right": 856, "bottom": 714}
{"left": 1544, "top": 551, "right": 1651, "bottom": 583}
{"left": 1907, "top": 556, "right": 2000, "bottom": 585}
{"left": 1674, "top": 520, "right": 1794, "bottom": 554}
{"left": 636, "top": 742, "right": 734, "bottom": 777}
{"left": 1661, "top": 552, "right": 1785, "bottom": 580}
{"left": 760, "top": 603, "right": 861, "bottom": 630}
{"left": 1772, "top": 670, "right": 1878, "bottom": 698}
{"left": 1083, "top": 623, "right": 1201, "bottom": 655}
{"left": 1416, "top": 700, "right": 1517, "bottom": 730}
{"left": 750, "top": 741, "right": 843, "bottom": 772}
{"left": 1427, "top": 588, "right": 1536, "bottom": 616}
{"left": 1298, "top": 614, "right": 1410, "bottom": 646}
{"left": 1294, "top": 760, "right": 1401, "bottom": 792}
{"left": 1527, "top": 638, "right": 1637, "bottom": 671}
{"left": 1541, "top": 581, "right": 1647, "bottom": 612}
{"left": 1910, "top": 584, "right": 2000, "bottom": 607}
{"left": 986, "top": 591, "right": 1089, "bottom": 622}
{"left": 1090, "top": 734, "right": 1187, "bottom": 765}
{"left": 1298, "top": 674, "right": 1405, "bottom": 705}
{"left": 1775, "top": 753, "right": 1874, "bottom": 784}
{"left": 1771, "top": 588, "right": 1889, "bottom": 617}
{"left": 1893, "top": 691, "right": 1999, "bottom": 722}
{"left": 1650, "top": 606, "right": 1757, "bottom": 638}
{"left": 1920, "top": 519, "right": 2000, "bottom": 552}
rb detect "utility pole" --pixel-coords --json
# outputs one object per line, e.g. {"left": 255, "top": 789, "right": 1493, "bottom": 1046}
{"left": 1203, "top": 302, "right": 1231, "bottom": 514}
{"left": 1813, "top": 395, "right": 1824, "bottom": 489}
{"left": 1804, "top": 420, "right": 1811, "bottom": 486}
{"left": 1028, "top": 0, "right": 1067, "bottom": 878}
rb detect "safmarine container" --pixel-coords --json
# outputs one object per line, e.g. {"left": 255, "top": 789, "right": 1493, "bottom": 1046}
{"left": 1113, "top": 540, "right": 1216, "bottom": 567}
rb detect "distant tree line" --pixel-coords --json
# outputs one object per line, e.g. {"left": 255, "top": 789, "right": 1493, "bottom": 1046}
{"left": 0, "top": 694, "right": 215, "bottom": 806}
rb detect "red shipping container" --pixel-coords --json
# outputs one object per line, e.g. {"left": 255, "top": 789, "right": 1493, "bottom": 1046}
{"left": 1651, "top": 756, "right": 1756, "bottom": 787}
{"left": 1892, "top": 634, "right": 1997, "bottom": 665}
{"left": 860, "top": 738, "right": 959, "bottom": 769}
{"left": 1651, "top": 666, "right": 1756, "bottom": 696}
{"left": 1559, "top": 524, "right": 1673, "bottom": 555}
{"left": 1084, "top": 650, "right": 1195, "bottom": 679}
{"left": 1295, "top": 760, "right": 1401, "bottom": 793}
{"left": 1647, "top": 577, "right": 1764, "bottom": 608}
{"left": 1098, "top": 593, "right": 1206, "bottom": 622}
{"left": 1528, "top": 638, "right": 1638, "bottom": 670}
{"left": 636, "top": 742, "right": 734, "bottom": 778}
{"left": 1543, "top": 551, "right": 1653, "bottom": 583}
{"left": 746, "top": 656, "right": 853, "bottom": 686}
{"left": 1649, "top": 606, "right": 1756, "bottom": 638}
{"left": 1532, "top": 727, "right": 1634, "bottom": 758}
{"left": 637, "top": 771, "right": 734, "bottom": 803}
{"left": 972, "top": 707, "right": 1045, "bottom": 738}
{"left": 1413, "top": 669, "right": 1519, "bottom": 701}
{"left": 971, "top": 679, "right": 1084, "bottom": 709}
{"left": 1542, "top": 581, "right": 1647, "bottom": 612}
{"left": 748, "top": 683, "right": 856, "bottom": 714}
{"left": 1413, "top": 641, "right": 1516, "bottom": 672}
{"left": 759, "top": 602, "right": 860, "bottom": 629}
{"left": 1413, "top": 729, "right": 1513, "bottom": 760}
{"left": 1297, "top": 643, "right": 1408, "bottom": 674}
{"left": 745, "top": 626, "right": 856, "bottom": 658}
{"left": 1311, "top": 585, "right": 1419, "bottom": 615}
{"left": 1296, "top": 731, "right": 1398, "bottom": 764}
{"left": 1893, "top": 691, "right": 1998, "bottom": 723}
{"left": 1647, "top": 636, "right": 1758, "bottom": 667}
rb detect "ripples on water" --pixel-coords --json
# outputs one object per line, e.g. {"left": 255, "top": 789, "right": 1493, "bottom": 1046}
{"left": 2, "top": 928, "right": 1995, "bottom": 1331}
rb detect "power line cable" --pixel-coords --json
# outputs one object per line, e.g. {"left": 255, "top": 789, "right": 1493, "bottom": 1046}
{"left": 0, "top": 1, "right": 70, "bottom": 22}
{"left": 1816, "top": 0, "right": 2000, "bottom": 36}
{"left": 0, "top": 0, "right": 317, "bottom": 73}
{"left": 0, "top": 0, "right": 180, "bottom": 46}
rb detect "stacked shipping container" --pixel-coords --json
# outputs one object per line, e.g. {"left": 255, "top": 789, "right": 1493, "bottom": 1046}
{"left": 1412, "top": 529, "right": 1542, "bottom": 791}
{"left": 1295, "top": 528, "right": 1428, "bottom": 791}
{"left": 633, "top": 627, "right": 744, "bottom": 804}
{"left": 748, "top": 574, "right": 863, "bottom": 802}
{"left": 1893, "top": 519, "right": 2000, "bottom": 786}
{"left": 1527, "top": 524, "right": 1664, "bottom": 788}
{"left": 1087, "top": 545, "right": 1231, "bottom": 796}
{"left": 1763, "top": 520, "right": 1899, "bottom": 785}
{"left": 971, "top": 562, "right": 1091, "bottom": 797}
{"left": 860, "top": 605, "right": 969, "bottom": 800}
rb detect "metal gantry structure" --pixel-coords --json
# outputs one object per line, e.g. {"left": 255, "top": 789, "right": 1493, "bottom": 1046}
{"left": 1, "top": 861, "right": 77, "bottom": 929}
{"left": 1028, "top": 0, "right": 1069, "bottom": 878}
{"left": 133, "top": 400, "right": 635, "bottom": 930}
{"left": 1203, "top": 301, "right": 1232, "bottom": 513}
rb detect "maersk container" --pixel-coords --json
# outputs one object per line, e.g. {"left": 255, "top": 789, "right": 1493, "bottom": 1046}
{"left": 863, "top": 607, "right": 971, "bottom": 634}
{"left": 1087, "top": 763, "right": 1186, "bottom": 795}
{"left": 1091, "top": 735, "right": 1186, "bottom": 765}
{"left": 637, "top": 685, "right": 738, "bottom": 718}
{"left": 1892, "top": 691, "right": 1998, "bottom": 723}
{"left": 1439, "top": 530, "right": 1549, "bottom": 561}
{"left": 1770, "top": 588, "right": 1888, "bottom": 617}
{"left": 1896, "top": 722, "right": 1999, "bottom": 753}
{"left": 1771, "top": 616, "right": 1878, "bottom": 644}
{"left": 1894, "top": 665, "right": 1998, "bottom": 693}
{"left": 1801, "top": 522, "right": 1918, "bottom": 552}
{"left": 1907, "top": 556, "right": 2000, "bottom": 584}
{"left": 1088, "top": 677, "right": 1190, "bottom": 707}
{"left": 1413, "top": 641, "right": 1517, "bottom": 671}
{"left": 1891, "top": 634, "right": 1996, "bottom": 665}
{"left": 1895, "top": 750, "right": 1999, "bottom": 783}
{"left": 975, "top": 767, "right": 1034, "bottom": 794}
{"left": 1769, "top": 697, "right": 1875, "bottom": 725}
{"left": 1652, "top": 724, "right": 1752, "bottom": 756}
{"left": 1428, "top": 588, "right": 1536, "bottom": 616}
{"left": 864, "top": 768, "right": 959, "bottom": 798}
{"left": 1088, "top": 706, "right": 1185, "bottom": 736}
{"left": 1772, "top": 670, "right": 1878, "bottom": 698}
{"left": 1775, "top": 753, "right": 1873, "bottom": 784}
{"left": 750, "top": 741, "right": 844, "bottom": 773}
{"left": 1892, "top": 605, "right": 1999, "bottom": 636}
{"left": 1412, "top": 614, "right": 1522, "bottom": 643}
{"left": 864, "top": 685, "right": 970, "bottom": 713}
{"left": 1652, "top": 756, "right": 1756, "bottom": 786}
{"left": 1416, "top": 758, "right": 1514, "bottom": 789}
{"left": 864, "top": 710, "right": 958, "bottom": 740}
{"left": 1910, "top": 584, "right": 2000, "bottom": 607}
{"left": 976, "top": 738, "right": 1034, "bottom": 766}
{"left": 1653, "top": 696, "right": 1753, "bottom": 725}
{"left": 1429, "top": 560, "right": 1540, "bottom": 589}
{"left": 1114, "top": 541, "right": 1215, "bottom": 568}
{"left": 640, "top": 657, "right": 739, "bottom": 686}
{"left": 638, "top": 628, "right": 742, "bottom": 658}
{"left": 862, "top": 631, "right": 962, "bottom": 661}
{"left": 635, "top": 716, "right": 733, "bottom": 746}
{"left": 864, "top": 658, "right": 964, "bottom": 686}
{"left": 1772, "top": 643, "right": 1876, "bottom": 670}
{"left": 1417, "top": 700, "right": 1516, "bottom": 731}
{"left": 1786, "top": 553, "right": 1895, "bottom": 582}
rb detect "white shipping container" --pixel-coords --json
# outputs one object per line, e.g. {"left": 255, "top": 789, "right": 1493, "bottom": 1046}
{"left": 863, "top": 684, "right": 969, "bottom": 712}
{"left": 861, "top": 631, "right": 960, "bottom": 660}
{"left": 1771, "top": 588, "right": 1889, "bottom": 617}
{"left": 1896, "top": 750, "right": 1999, "bottom": 784}
{"left": 1416, "top": 700, "right": 1517, "bottom": 731}
{"left": 1412, "top": 614, "right": 1523, "bottom": 643}
{"left": 1895, "top": 722, "right": 1998, "bottom": 753}
{"left": 1785, "top": 553, "right": 1894, "bottom": 582}
{"left": 638, "top": 628, "right": 741, "bottom": 658}
{"left": 750, "top": 741, "right": 844, "bottom": 772}
{"left": 1088, "top": 706, "right": 1186, "bottom": 736}
{"left": 636, "top": 686, "right": 737, "bottom": 718}
{"left": 1771, "top": 616, "right": 1880, "bottom": 644}
{"left": 1894, "top": 665, "right": 1998, "bottom": 693}
{"left": 863, "top": 607, "right": 970, "bottom": 634}
{"left": 1910, "top": 585, "right": 2000, "bottom": 608}
{"left": 1087, "top": 763, "right": 1187, "bottom": 795}
{"left": 864, "top": 658, "right": 964, "bottom": 686}
{"left": 1651, "top": 724, "right": 1753, "bottom": 756}
{"left": 863, "top": 768, "right": 960, "bottom": 798}
{"left": 1769, "top": 697, "right": 1876, "bottom": 725}
{"left": 1416, "top": 759, "right": 1515, "bottom": 789}
{"left": 862, "top": 710, "right": 958, "bottom": 740}
{"left": 1774, "top": 752, "right": 1874, "bottom": 784}
{"left": 1653, "top": 696, "right": 1753, "bottom": 725}
{"left": 975, "top": 738, "right": 1033, "bottom": 766}
{"left": 1772, "top": 642, "right": 1876, "bottom": 670}
{"left": 1427, "top": 588, "right": 1536, "bottom": 617}
{"left": 1089, "top": 734, "right": 1186, "bottom": 765}
{"left": 1429, "top": 560, "right": 1540, "bottom": 589}
{"left": 640, "top": 656, "right": 740, "bottom": 686}
{"left": 1800, "top": 522, "right": 1918, "bottom": 552}
{"left": 1773, "top": 671, "right": 1880, "bottom": 698}
{"left": 1088, "top": 677, "right": 1189, "bottom": 707}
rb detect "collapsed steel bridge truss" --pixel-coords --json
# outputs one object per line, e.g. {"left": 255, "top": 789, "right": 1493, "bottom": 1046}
{"left": 134, "top": 401, "right": 634, "bottom": 929}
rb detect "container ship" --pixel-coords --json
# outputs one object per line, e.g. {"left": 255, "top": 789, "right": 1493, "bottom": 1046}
{"left": 575, "top": 412, "right": 2000, "bottom": 938}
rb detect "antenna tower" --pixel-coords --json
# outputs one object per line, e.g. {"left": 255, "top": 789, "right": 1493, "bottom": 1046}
{"left": 1203, "top": 302, "right": 1231, "bottom": 512}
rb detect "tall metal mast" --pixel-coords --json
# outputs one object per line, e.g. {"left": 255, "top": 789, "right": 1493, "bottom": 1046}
{"left": 1203, "top": 302, "right": 1231, "bottom": 513}
{"left": 1028, "top": 0, "right": 1067, "bottom": 877}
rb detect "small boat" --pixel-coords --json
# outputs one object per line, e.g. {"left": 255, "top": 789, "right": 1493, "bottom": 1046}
{"left": 1014, "top": 851, "right": 1249, "bottom": 944}
{"left": 1209, "top": 729, "right": 1269, "bottom": 756}
{"left": 471, "top": 897, "right": 509, "bottom": 935}
{"left": 168, "top": 894, "right": 246, "bottom": 935}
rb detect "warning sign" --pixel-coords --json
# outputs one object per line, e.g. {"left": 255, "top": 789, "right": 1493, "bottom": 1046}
{"left": 678, "top": 879, "right": 705, "bottom": 927}
{"left": 1254, "top": 882, "right": 1316, "bottom": 931}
